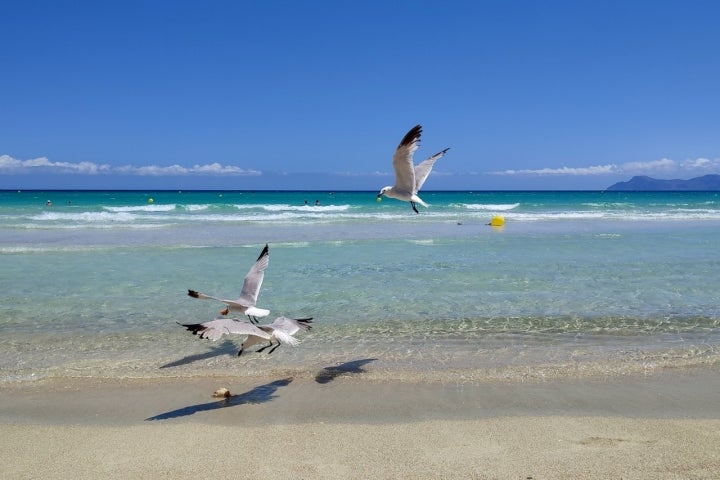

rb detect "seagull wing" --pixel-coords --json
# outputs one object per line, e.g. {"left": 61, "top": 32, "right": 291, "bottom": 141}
{"left": 237, "top": 244, "right": 269, "bottom": 307}
{"left": 241, "top": 333, "right": 271, "bottom": 351}
{"left": 269, "top": 329, "right": 300, "bottom": 346}
{"left": 187, "top": 289, "right": 248, "bottom": 310}
{"left": 391, "top": 125, "right": 422, "bottom": 194}
{"left": 414, "top": 148, "right": 449, "bottom": 193}
{"left": 266, "top": 316, "right": 313, "bottom": 336}
{"left": 178, "top": 318, "right": 272, "bottom": 341}
{"left": 258, "top": 324, "right": 299, "bottom": 346}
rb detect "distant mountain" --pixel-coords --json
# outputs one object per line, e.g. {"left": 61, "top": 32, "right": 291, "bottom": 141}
{"left": 606, "top": 174, "right": 720, "bottom": 191}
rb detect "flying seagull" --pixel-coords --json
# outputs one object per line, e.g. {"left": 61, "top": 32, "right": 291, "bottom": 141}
{"left": 178, "top": 316, "right": 312, "bottom": 356}
{"left": 188, "top": 243, "right": 270, "bottom": 323}
{"left": 377, "top": 124, "right": 449, "bottom": 213}
{"left": 238, "top": 316, "right": 313, "bottom": 356}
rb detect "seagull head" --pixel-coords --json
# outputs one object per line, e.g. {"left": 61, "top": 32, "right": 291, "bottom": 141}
{"left": 378, "top": 186, "right": 391, "bottom": 197}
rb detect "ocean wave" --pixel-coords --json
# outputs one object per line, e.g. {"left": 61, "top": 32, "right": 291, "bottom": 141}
{"left": 19, "top": 210, "right": 406, "bottom": 226}
{"left": 15, "top": 222, "right": 171, "bottom": 230}
{"left": 182, "top": 204, "right": 212, "bottom": 211}
{"left": 12, "top": 202, "right": 720, "bottom": 230}
{"left": 0, "top": 245, "right": 120, "bottom": 253}
{"left": 460, "top": 203, "right": 520, "bottom": 211}
{"left": 104, "top": 204, "right": 177, "bottom": 212}
{"left": 260, "top": 204, "right": 351, "bottom": 212}
{"left": 407, "top": 239, "right": 435, "bottom": 245}
{"left": 581, "top": 202, "right": 633, "bottom": 208}
{"left": 30, "top": 211, "right": 137, "bottom": 222}
{"left": 509, "top": 210, "right": 720, "bottom": 222}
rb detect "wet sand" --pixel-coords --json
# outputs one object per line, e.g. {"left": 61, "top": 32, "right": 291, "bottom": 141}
{"left": 2, "top": 368, "right": 719, "bottom": 479}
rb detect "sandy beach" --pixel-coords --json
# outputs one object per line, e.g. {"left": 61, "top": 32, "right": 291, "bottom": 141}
{"left": 2, "top": 368, "right": 719, "bottom": 479}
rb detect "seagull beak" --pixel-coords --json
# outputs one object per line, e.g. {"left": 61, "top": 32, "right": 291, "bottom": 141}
{"left": 377, "top": 193, "right": 383, "bottom": 198}
{"left": 220, "top": 308, "right": 229, "bottom": 315}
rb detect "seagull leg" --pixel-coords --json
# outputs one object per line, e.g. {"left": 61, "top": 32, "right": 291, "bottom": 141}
{"left": 237, "top": 347, "right": 244, "bottom": 357}
{"left": 411, "top": 201, "right": 419, "bottom": 214}
{"left": 267, "top": 342, "right": 281, "bottom": 354}
{"left": 248, "top": 315, "right": 258, "bottom": 324}
{"left": 256, "top": 341, "right": 273, "bottom": 353}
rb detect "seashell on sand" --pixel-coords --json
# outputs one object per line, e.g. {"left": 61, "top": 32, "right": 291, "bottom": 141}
{"left": 212, "top": 387, "right": 231, "bottom": 398}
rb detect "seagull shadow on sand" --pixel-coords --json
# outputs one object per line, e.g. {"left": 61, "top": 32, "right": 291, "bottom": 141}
{"left": 145, "top": 377, "right": 293, "bottom": 421}
{"left": 159, "top": 340, "right": 239, "bottom": 369}
{"left": 314, "top": 358, "right": 378, "bottom": 384}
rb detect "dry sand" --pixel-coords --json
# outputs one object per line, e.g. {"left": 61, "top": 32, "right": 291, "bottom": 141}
{"left": 2, "top": 368, "right": 719, "bottom": 479}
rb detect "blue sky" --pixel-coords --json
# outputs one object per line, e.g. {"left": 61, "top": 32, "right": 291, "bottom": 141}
{"left": 2, "top": 0, "right": 720, "bottom": 190}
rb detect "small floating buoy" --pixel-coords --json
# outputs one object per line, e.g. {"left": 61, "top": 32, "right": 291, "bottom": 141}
{"left": 376, "top": 197, "right": 382, "bottom": 202}
{"left": 148, "top": 198, "right": 154, "bottom": 204}
{"left": 489, "top": 215, "right": 505, "bottom": 227}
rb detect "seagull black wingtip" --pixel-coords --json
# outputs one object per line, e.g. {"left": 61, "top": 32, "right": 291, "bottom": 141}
{"left": 398, "top": 124, "right": 422, "bottom": 148}
{"left": 177, "top": 322, "right": 206, "bottom": 336}
{"left": 257, "top": 243, "right": 269, "bottom": 261}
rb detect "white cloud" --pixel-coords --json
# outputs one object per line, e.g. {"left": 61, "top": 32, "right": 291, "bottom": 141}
{"left": 680, "top": 157, "right": 720, "bottom": 170}
{"left": 0, "top": 155, "right": 113, "bottom": 174}
{"left": 0, "top": 155, "right": 261, "bottom": 176}
{"left": 190, "top": 162, "right": 253, "bottom": 175}
{"left": 493, "top": 165, "right": 618, "bottom": 176}
{"left": 490, "top": 156, "right": 720, "bottom": 177}
{"left": 620, "top": 158, "right": 677, "bottom": 173}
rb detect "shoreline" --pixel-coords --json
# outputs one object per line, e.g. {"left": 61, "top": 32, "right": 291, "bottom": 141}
{"left": 2, "top": 367, "right": 719, "bottom": 478}
{"left": 3, "top": 366, "right": 719, "bottom": 425}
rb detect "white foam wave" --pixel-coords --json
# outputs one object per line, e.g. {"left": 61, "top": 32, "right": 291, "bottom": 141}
{"left": 15, "top": 203, "right": 720, "bottom": 229}
{"left": 507, "top": 210, "right": 720, "bottom": 222}
{"left": 182, "top": 204, "right": 211, "bottom": 211}
{"left": 31, "top": 211, "right": 136, "bottom": 222}
{"left": 272, "top": 241, "right": 311, "bottom": 248}
{"left": 0, "top": 245, "right": 115, "bottom": 253}
{"left": 461, "top": 203, "right": 520, "bottom": 211}
{"left": 408, "top": 239, "right": 435, "bottom": 245}
{"left": 260, "top": 204, "right": 351, "bottom": 212}
{"left": 17, "top": 222, "right": 170, "bottom": 230}
{"left": 104, "top": 204, "right": 177, "bottom": 212}
{"left": 581, "top": 202, "right": 632, "bottom": 208}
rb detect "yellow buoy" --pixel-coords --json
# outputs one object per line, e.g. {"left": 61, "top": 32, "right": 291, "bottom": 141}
{"left": 489, "top": 215, "right": 505, "bottom": 227}
{"left": 148, "top": 198, "right": 154, "bottom": 204}
{"left": 376, "top": 197, "right": 382, "bottom": 202}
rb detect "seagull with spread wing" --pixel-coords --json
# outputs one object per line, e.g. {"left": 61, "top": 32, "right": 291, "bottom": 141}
{"left": 188, "top": 244, "right": 270, "bottom": 323}
{"left": 178, "top": 316, "right": 313, "bottom": 356}
{"left": 377, "top": 124, "right": 449, "bottom": 213}
{"left": 237, "top": 316, "right": 313, "bottom": 356}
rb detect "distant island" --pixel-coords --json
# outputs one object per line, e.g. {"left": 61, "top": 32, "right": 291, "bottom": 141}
{"left": 606, "top": 174, "right": 720, "bottom": 191}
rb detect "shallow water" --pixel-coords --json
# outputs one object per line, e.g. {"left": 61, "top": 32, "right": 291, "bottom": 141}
{"left": 2, "top": 190, "right": 719, "bottom": 383}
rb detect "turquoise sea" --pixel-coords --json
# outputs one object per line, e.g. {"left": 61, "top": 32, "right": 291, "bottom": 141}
{"left": 1, "top": 190, "right": 719, "bottom": 383}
